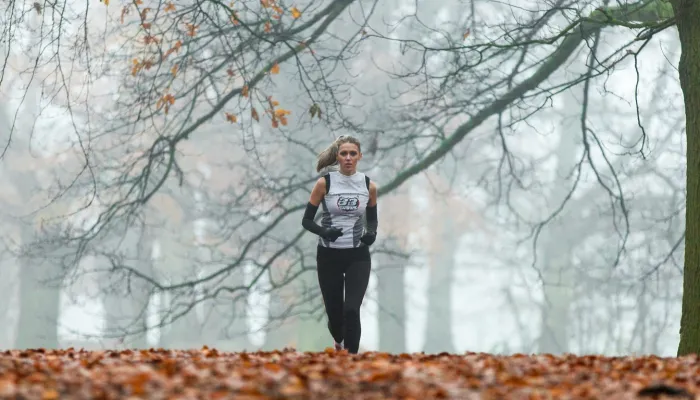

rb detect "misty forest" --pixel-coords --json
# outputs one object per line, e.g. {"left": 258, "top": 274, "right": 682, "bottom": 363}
{"left": 1, "top": 0, "right": 698, "bottom": 362}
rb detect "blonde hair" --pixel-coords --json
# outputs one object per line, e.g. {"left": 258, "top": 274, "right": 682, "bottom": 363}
{"left": 315, "top": 135, "right": 362, "bottom": 173}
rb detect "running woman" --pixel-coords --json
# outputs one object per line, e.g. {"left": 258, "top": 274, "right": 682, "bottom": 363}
{"left": 301, "top": 135, "right": 378, "bottom": 354}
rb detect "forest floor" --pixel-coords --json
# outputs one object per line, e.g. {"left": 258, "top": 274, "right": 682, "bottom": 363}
{"left": 0, "top": 347, "right": 695, "bottom": 399}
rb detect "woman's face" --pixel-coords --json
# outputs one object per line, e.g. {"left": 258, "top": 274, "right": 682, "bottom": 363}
{"left": 336, "top": 142, "right": 362, "bottom": 175}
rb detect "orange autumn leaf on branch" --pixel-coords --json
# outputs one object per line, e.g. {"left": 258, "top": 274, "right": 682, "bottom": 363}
{"left": 131, "top": 58, "right": 154, "bottom": 76}
{"left": 230, "top": 12, "right": 240, "bottom": 25}
{"left": 156, "top": 93, "right": 176, "bottom": 114}
{"left": 224, "top": 113, "right": 237, "bottom": 123}
{"left": 139, "top": 6, "right": 152, "bottom": 29}
{"left": 156, "top": 97, "right": 175, "bottom": 112}
{"left": 164, "top": 40, "right": 182, "bottom": 58}
{"left": 272, "top": 108, "right": 290, "bottom": 127}
{"left": 263, "top": 96, "right": 289, "bottom": 127}
{"left": 185, "top": 23, "right": 199, "bottom": 37}
{"left": 290, "top": 6, "right": 301, "bottom": 19}
{"left": 260, "top": 0, "right": 283, "bottom": 18}
{"left": 241, "top": 85, "right": 249, "bottom": 97}
{"left": 274, "top": 109, "right": 290, "bottom": 118}
{"left": 143, "top": 35, "right": 159, "bottom": 45}
{"left": 251, "top": 108, "right": 259, "bottom": 121}
{"left": 163, "top": 2, "right": 175, "bottom": 12}
{"left": 270, "top": 62, "right": 280, "bottom": 74}
{"left": 120, "top": 6, "right": 129, "bottom": 23}
{"left": 129, "top": 59, "right": 138, "bottom": 74}
{"left": 156, "top": 93, "right": 175, "bottom": 114}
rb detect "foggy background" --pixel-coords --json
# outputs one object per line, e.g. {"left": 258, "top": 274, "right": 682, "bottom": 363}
{"left": 0, "top": 0, "right": 684, "bottom": 356}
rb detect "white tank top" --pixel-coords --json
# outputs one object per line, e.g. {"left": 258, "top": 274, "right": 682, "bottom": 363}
{"left": 319, "top": 171, "right": 370, "bottom": 249}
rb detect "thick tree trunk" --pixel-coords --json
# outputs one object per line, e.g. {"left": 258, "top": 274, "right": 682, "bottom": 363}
{"left": 536, "top": 239, "right": 573, "bottom": 354}
{"left": 157, "top": 245, "right": 201, "bottom": 348}
{"left": 376, "top": 236, "right": 407, "bottom": 353}
{"left": 373, "top": 180, "right": 410, "bottom": 354}
{"left": 103, "top": 226, "right": 153, "bottom": 349}
{"left": 152, "top": 187, "right": 202, "bottom": 348}
{"left": 262, "top": 289, "right": 300, "bottom": 350}
{"left": 15, "top": 262, "right": 62, "bottom": 349}
{"left": 673, "top": 0, "right": 700, "bottom": 356}
{"left": 536, "top": 90, "right": 581, "bottom": 354}
{"left": 295, "top": 269, "right": 327, "bottom": 352}
{"left": 198, "top": 246, "right": 251, "bottom": 351}
{"left": 296, "top": 311, "right": 327, "bottom": 352}
{"left": 262, "top": 258, "right": 300, "bottom": 351}
{"left": 15, "top": 226, "right": 62, "bottom": 349}
{"left": 423, "top": 222, "right": 455, "bottom": 354}
{"left": 0, "top": 255, "right": 18, "bottom": 348}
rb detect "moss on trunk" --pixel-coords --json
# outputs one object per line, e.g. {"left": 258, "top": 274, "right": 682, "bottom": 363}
{"left": 672, "top": 0, "right": 700, "bottom": 356}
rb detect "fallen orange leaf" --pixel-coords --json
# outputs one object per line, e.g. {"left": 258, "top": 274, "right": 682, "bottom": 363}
{"left": 0, "top": 348, "right": 696, "bottom": 399}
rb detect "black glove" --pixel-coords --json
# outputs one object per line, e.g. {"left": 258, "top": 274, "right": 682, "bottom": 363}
{"left": 302, "top": 203, "right": 344, "bottom": 242}
{"left": 321, "top": 227, "right": 343, "bottom": 242}
{"left": 360, "top": 232, "right": 376, "bottom": 246}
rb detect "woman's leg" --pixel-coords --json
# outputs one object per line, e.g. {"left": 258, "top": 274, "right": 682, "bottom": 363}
{"left": 316, "top": 247, "right": 345, "bottom": 345}
{"left": 343, "top": 255, "right": 371, "bottom": 354}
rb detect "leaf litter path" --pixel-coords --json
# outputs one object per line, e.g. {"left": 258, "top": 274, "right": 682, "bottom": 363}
{"left": 0, "top": 347, "right": 696, "bottom": 399}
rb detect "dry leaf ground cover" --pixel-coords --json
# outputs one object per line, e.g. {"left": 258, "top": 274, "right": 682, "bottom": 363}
{"left": 0, "top": 347, "right": 696, "bottom": 399}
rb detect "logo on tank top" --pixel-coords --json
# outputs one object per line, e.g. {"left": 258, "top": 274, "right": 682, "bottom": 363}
{"left": 337, "top": 196, "right": 360, "bottom": 212}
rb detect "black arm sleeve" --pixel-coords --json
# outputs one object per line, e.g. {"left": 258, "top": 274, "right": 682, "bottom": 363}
{"left": 365, "top": 205, "right": 378, "bottom": 233}
{"left": 302, "top": 202, "right": 326, "bottom": 236}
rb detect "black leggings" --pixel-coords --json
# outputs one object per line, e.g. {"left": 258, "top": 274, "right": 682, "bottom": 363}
{"left": 316, "top": 245, "right": 371, "bottom": 354}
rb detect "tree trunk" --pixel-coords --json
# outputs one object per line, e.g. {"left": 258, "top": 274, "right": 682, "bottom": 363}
{"left": 262, "top": 289, "right": 300, "bottom": 350}
{"left": 373, "top": 176, "right": 414, "bottom": 354}
{"left": 157, "top": 245, "right": 201, "bottom": 348}
{"left": 295, "top": 314, "right": 327, "bottom": 352}
{"left": 673, "top": 0, "right": 700, "bottom": 356}
{"left": 376, "top": 236, "right": 407, "bottom": 353}
{"left": 536, "top": 239, "right": 573, "bottom": 354}
{"left": 423, "top": 222, "right": 456, "bottom": 354}
{"left": 152, "top": 186, "right": 202, "bottom": 349}
{"left": 15, "top": 226, "right": 62, "bottom": 349}
{"left": 295, "top": 268, "right": 327, "bottom": 352}
{"left": 262, "top": 258, "right": 301, "bottom": 351}
{"left": 102, "top": 226, "right": 153, "bottom": 349}
{"left": 535, "top": 88, "right": 583, "bottom": 354}
{"left": 0, "top": 254, "right": 19, "bottom": 348}
{"left": 198, "top": 247, "right": 251, "bottom": 351}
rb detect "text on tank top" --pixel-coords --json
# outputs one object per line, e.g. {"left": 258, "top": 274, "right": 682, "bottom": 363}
{"left": 319, "top": 171, "right": 370, "bottom": 249}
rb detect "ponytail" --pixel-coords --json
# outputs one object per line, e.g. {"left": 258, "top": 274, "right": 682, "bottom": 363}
{"left": 315, "top": 141, "right": 339, "bottom": 172}
{"left": 315, "top": 135, "right": 362, "bottom": 173}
